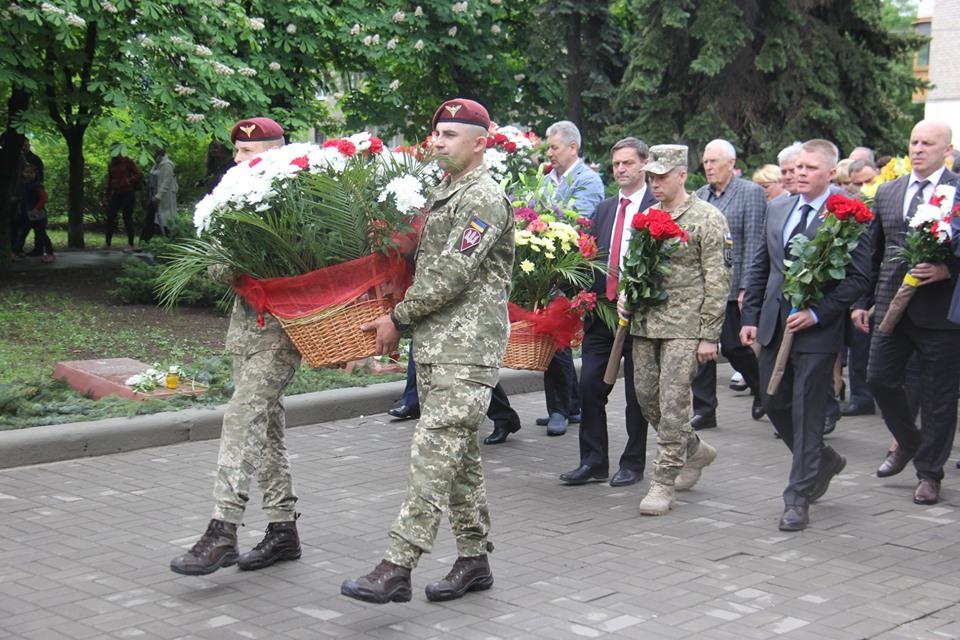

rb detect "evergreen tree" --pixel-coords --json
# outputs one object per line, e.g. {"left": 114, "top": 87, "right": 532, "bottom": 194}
{"left": 611, "top": 0, "right": 923, "bottom": 167}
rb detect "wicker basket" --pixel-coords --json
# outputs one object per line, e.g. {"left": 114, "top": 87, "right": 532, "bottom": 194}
{"left": 502, "top": 320, "right": 557, "bottom": 371}
{"left": 279, "top": 298, "right": 394, "bottom": 368}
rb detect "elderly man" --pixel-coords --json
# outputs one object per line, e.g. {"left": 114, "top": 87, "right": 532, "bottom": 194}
{"left": 170, "top": 117, "right": 304, "bottom": 576}
{"left": 535, "top": 120, "right": 605, "bottom": 434}
{"left": 849, "top": 146, "right": 875, "bottom": 164}
{"left": 742, "top": 139, "right": 871, "bottom": 531}
{"left": 847, "top": 159, "right": 878, "bottom": 197}
{"left": 777, "top": 142, "right": 804, "bottom": 197}
{"left": 689, "top": 140, "right": 767, "bottom": 431}
{"left": 559, "top": 137, "right": 654, "bottom": 487}
{"left": 619, "top": 145, "right": 730, "bottom": 516}
{"left": 853, "top": 120, "right": 959, "bottom": 505}
{"left": 342, "top": 98, "right": 513, "bottom": 604}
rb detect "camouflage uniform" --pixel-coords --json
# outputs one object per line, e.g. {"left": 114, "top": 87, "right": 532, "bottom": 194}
{"left": 212, "top": 297, "right": 301, "bottom": 524}
{"left": 384, "top": 164, "right": 513, "bottom": 569}
{"left": 629, "top": 192, "right": 730, "bottom": 485}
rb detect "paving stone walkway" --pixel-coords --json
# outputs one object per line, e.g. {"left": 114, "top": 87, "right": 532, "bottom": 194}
{"left": 1, "top": 364, "right": 959, "bottom": 640}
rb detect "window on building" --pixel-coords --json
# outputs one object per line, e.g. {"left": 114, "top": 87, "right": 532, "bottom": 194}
{"left": 916, "top": 21, "right": 931, "bottom": 68}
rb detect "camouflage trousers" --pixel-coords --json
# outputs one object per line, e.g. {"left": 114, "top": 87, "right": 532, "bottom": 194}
{"left": 385, "top": 363, "right": 496, "bottom": 569}
{"left": 212, "top": 346, "right": 301, "bottom": 525}
{"left": 631, "top": 338, "right": 701, "bottom": 485}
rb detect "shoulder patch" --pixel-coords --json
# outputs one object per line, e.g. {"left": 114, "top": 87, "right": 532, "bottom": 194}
{"left": 459, "top": 216, "right": 489, "bottom": 254}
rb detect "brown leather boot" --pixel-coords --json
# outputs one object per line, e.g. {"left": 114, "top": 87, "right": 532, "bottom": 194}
{"left": 170, "top": 519, "right": 239, "bottom": 575}
{"left": 340, "top": 560, "right": 412, "bottom": 604}
{"left": 424, "top": 555, "right": 494, "bottom": 602}
{"left": 238, "top": 521, "right": 301, "bottom": 571}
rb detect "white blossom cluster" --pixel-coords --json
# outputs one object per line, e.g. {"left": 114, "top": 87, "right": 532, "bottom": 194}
{"left": 238, "top": 67, "right": 257, "bottom": 77}
{"left": 392, "top": 11, "right": 405, "bottom": 23}
{"left": 451, "top": 1, "right": 469, "bottom": 13}
{"left": 212, "top": 61, "right": 235, "bottom": 76}
{"left": 414, "top": 39, "right": 425, "bottom": 51}
{"left": 351, "top": 23, "right": 361, "bottom": 35}
{"left": 100, "top": 1, "right": 118, "bottom": 14}
{"left": 415, "top": 6, "right": 424, "bottom": 17}
{"left": 386, "top": 38, "right": 398, "bottom": 50}
{"left": 194, "top": 44, "right": 213, "bottom": 57}
{"left": 249, "top": 16, "right": 265, "bottom": 31}
{"left": 170, "top": 35, "right": 186, "bottom": 45}
{"left": 174, "top": 84, "right": 196, "bottom": 96}
{"left": 41, "top": 2, "right": 65, "bottom": 16}
{"left": 138, "top": 35, "right": 156, "bottom": 48}
{"left": 268, "top": 62, "right": 281, "bottom": 71}
{"left": 65, "top": 12, "right": 85, "bottom": 27}
{"left": 448, "top": 26, "right": 457, "bottom": 37}
{"left": 209, "top": 97, "right": 231, "bottom": 109}
{"left": 286, "top": 23, "right": 296, "bottom": 34}
{"left": 186, "top": 113, "right": 206, "bottom": 123}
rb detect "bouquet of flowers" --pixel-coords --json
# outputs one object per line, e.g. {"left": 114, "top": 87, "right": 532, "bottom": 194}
{"left": 767, "top": 194, "right": 873, "bottom": 393}
{"left": 502, "top": 173, "right": 606, "bottom": 370}
{"left": 484, "top": 124, "right": 540, "bottom": 187}
{"left": 602, "top": 208, "right": 688, "bottom": 384}
{"left": 878, "top": 185, "right": 959, "bottom": 333}
{"left": 859, "top": 156, "right": 911, "bottom": 206}
{"left": 157, "top": 132, "right": 435, "bottom": 367}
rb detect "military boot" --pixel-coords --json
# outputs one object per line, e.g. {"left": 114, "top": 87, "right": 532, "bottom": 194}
{"left": 170, "top": 519, "right": 239, "bottom": 575}
{"left": 237, "top": 521, "right": 302, "bottom": 571}
{"left": 639, "top": 482, "right": 675, "bottom": 516}
{"left": 424, "top": 555, "right": 494, "bottom": 602}
{"left": 674, "top": 439, "right": 717, "bottom": 491}
{"left": 340, "top": 560, "right": 412, "bottom": 604}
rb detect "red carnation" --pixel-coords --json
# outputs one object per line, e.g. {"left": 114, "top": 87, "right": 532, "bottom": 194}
{"left": 323, "top": 139, "right": 339, "bottom": 148}
{"left": 336, "top": 139, "right": 356, "bottom": 157}
{"left": 368, "top": 137, "right": 384, "bottom": 154}
{"left": 289, "top": 155, "right": 309, "bottom": 170}
{"left": 930, "top": 194, "right": 946, "bottom": 207}
{"left": 576, "top": 216, "right": 592, "bottom": 229}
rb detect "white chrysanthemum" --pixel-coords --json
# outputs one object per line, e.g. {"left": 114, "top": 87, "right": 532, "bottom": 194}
{"left": 194, "top": 44, "right": 212, "bottom": 57}
{"left": 268, "top": 62, "right": 281, "bottom": 71}
{"left": 174, "top": 84, "right": 196, "bottom": 95}
{"left": 209, "top": 97, "right": 230, "bottom": 109}
{"left": 910, "top": 203, "right": 945, "bottom": 228}
{"left": 386, "top": 38, "right": 397, "bottom": 50}
{"left": 379, "top": 175, "right": 427, "bottom": 213}
{"left": 100, "top": 0, "right": 117, "bottom": 13}
{"left": 484, "top": 148, "right": 507, "bottom": 179}
{"left": 448, "top": 26, "right": 457, "bottom": 37}
{"left": 393, "top": 11, "right": 405, "bottom": 23}
{"left": 41, "top": 2, "right": 65, "bottom": 16}
{"left": 934, "top": 220, "right": 952, "bottom": 243}
{"left": 414, "top": 39, "right": 425, "bottom": 51}
{"left": 249, "top": 16, "right": 265, "bottom": 31}
{"left": 65, "top": 13, "right": 86, "bottom": 27}
{"left": 286, "top": 23, "right": 296, "bottom": 34}
{"left": 186, "top": 113, "right": 205, "bottom": 123}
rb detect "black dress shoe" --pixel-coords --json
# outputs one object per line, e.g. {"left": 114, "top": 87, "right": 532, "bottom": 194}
{"left": 609, "top": 467, "right": 642, "bottom": 487}
{"left": 914, "top": 478, "right": 941, "bottom": 505}
{"left": 778, "top": 505, "right": 809, "bottom": 531}
{"left": 751, "top": 396, "right": 766, "bottom": 421}
{"left": 483, "top": 422, "right": 520, "bottom": 445}
{"left": 559, "top": 464, "right": 608, "bottom": 485}
{"left": 840, "top": 403, "right": 875, "bottom": 416}
{"left": 387, "top": 404, "right": 420, "bottom": 420}
{"left": 877, "top": 448, "right": 915, "bottom": 478}
{"left": 823, "top": 413, "right": 838, "bottom": 435}
{"left": 810, "top": 450, "right": 846, "bottom": 503}
{"left": 690, "top": 413, "right": 717, "bottom": 431}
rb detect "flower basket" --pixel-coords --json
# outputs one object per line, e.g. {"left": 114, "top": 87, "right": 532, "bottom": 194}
{"left": 279, "top": 295, "right": 396, "bottom": 368}
{"left": 503, "top": 320, "right": 557, "bottom": 371}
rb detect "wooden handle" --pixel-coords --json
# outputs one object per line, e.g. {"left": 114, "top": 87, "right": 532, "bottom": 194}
{"left": 603, "top": 319, "right": 630, "bottom": 385}
{"left": 766, "top": 330, "right": 794, "bottom": 396}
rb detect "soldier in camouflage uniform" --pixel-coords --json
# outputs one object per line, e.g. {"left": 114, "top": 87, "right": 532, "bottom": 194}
{"left": 341, "top": 98, "right": 514, "bottom": 604}
{"left": 170, "top": 118, "right": 304, "bottom": 576}
{"left": 617, "top": 145, "right": 731, "bottom": 516}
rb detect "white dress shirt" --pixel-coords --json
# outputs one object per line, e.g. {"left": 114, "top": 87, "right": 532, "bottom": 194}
{"left": 611, "top": 185, "right": 648, "bottom": 273}
{"left": 902, "top": 165, "right": 947, "bottom": 219}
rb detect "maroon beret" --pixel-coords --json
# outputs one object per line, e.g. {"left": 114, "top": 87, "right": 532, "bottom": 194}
{"left": 431, "top": 98, "right": 491, "bottom": 132}
{"left": 230, "top": 117, "right": 285, "bottom": 144}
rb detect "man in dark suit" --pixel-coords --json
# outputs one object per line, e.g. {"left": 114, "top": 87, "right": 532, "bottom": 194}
{"left": 559, "top": 137, "right": 653, "bottom": 486}
{"left": 851, "top": 120, "right": 959, "bottom": 505}
{"left": 741, "top": 139, "right": 871, "bottom": 531}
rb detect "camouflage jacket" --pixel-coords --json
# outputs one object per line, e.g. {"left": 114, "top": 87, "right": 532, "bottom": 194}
{"left": 392, "top": 164, "right": 514, "bottom": 369}
{"left": 628, "top": 193, "right": 731, "bottom": 341}
{"left": 224, "top": 298, "right": 297, "bottom": 356}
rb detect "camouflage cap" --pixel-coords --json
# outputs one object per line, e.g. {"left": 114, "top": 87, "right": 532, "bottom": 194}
{"left": 645, "top": 144, "right": 688, "bottom": 175}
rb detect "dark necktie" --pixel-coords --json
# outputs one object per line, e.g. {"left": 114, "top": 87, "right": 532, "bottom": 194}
{"left": 606, "top": 197, "right": 631, "bottom": 301}
{"left": 905, "top": 179, "right": 931, "bottom": 221}
{"left": 786, "top": 204, "right": 813, "bottom": 247}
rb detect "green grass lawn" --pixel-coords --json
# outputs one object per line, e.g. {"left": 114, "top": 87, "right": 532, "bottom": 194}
{"left": 0, "top": 288, "right": 404, "bottom": 429}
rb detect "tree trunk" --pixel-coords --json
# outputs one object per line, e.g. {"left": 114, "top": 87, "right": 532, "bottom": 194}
{"left": 565, "top": 12, "right": 584, "bottom": 135}
{"left": 65, "top": 125, "right": 86, "bottom": 248}
{"left": 0, "top": 88, "right": 30, "bottom": 274}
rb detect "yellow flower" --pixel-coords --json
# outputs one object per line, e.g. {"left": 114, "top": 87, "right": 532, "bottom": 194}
{"left": 520, "top": 259, "right": 535, "bottom": 273}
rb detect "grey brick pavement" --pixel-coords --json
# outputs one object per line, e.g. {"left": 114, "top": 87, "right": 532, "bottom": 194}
{"left": 1, "top": 363, "right": 959, "bottom": 640}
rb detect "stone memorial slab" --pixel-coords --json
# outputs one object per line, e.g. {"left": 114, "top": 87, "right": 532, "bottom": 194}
{"left": 53, "top": 358, "right": 206, "bottom": 401}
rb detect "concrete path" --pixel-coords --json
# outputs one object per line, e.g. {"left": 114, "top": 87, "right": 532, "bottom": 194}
{"left": 1, "top": 364, "right": 959, "bottom": 639}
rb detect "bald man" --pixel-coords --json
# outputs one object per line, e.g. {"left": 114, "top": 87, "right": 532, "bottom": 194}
{"left": 852, "top": 120, "right": 959, "bottom": 506}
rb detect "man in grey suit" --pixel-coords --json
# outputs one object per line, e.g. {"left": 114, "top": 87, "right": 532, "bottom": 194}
{"left": 741, "top": 139, "right": 872, "bottom": 531}
{"left": 851, "top": 120, "right": 959, "bottom": 505}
